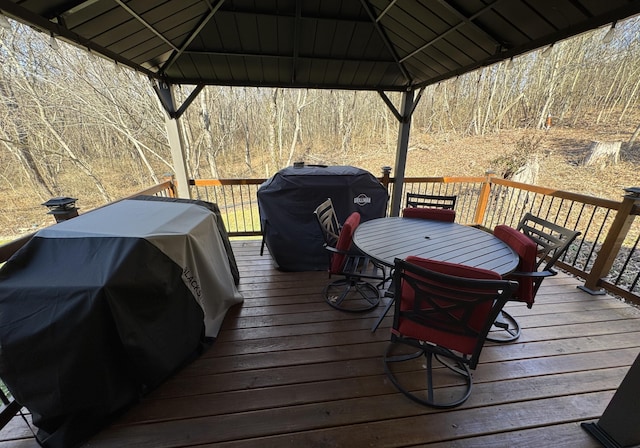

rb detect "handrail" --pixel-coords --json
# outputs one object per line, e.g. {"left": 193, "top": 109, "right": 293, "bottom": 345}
{"left": 130, "top": 178, "right": 177, "bottom": 198}
{"left": 490, "top": 177, "right": 622, "bottom": 210}
{"left": 0, "top": 233, "right": 34, "bottom": 265}
{"left": 188, "top": 172, "right": 639, "bottom": 305}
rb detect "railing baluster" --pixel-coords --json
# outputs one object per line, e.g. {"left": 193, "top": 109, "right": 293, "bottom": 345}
{"left": 614, "top": 233, "right": 639, "bottom": 287}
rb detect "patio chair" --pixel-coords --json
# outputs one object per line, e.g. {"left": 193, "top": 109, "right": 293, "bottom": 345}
{"left": 406, "top": 192, "right": 457, "bottom": 209}
{"left": 314, "top": 201, "right": 384, "bottom": 312}
{"left": 384, "top": 256, "right": 516, "bottom": 408}
{"left": 487, "top": 212, "right": 581, "bottom": 342}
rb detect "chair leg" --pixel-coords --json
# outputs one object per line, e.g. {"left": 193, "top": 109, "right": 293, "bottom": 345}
{"left": 355, "top": 282, "right": 381, "bottom": 307}
{"left": 323, "top": 279, "right": 380, "bottom": 312}
{"left": 374, "top": 265, "right": 391, "bottom": 290}
{"left": 383, "top": 341, "right": 473, "bottom": 408}
{"left": 425, "top": 351, "right": 435, "bottom": 404}
{"left": 371, "top": 296, "right": 395, "bottom": 332}
{"left": 486, "top": 310, "right": 521, "bottom": 343}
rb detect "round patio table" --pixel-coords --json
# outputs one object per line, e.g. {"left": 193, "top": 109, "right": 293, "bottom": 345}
{"left": 353, "top": 217, "right": 519, "bottom": 275}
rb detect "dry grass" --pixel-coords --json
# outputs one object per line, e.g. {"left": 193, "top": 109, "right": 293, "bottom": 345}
{"left": 355, "top": 126, "right": 639, "bottom": 201}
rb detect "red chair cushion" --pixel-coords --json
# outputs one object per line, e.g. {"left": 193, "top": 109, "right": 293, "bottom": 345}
{"left": 330, "top": 212, "right": 361, "bottom": 274}
{"left": 398, "top": 256, "right": 502, "bottom": 354}
{"left": 402, "top": 207, "right": 456, "bottom": 222}
{"left": 494, "top": 225, "right": 537, "bottom": 305}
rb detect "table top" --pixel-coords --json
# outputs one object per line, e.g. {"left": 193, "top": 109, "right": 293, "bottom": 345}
{"left": 353, "top": 217, "right": 519, "bottom": 275}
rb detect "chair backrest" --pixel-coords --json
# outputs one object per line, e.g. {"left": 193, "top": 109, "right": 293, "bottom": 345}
{"left": 406, "top": 193, "right": 457, "bottom": 210}
{"left": 517, "top": 213, "right": 581, "bottom": 272}
{"left": 402, "top": 207, "right": 456, "bottom": 222}
{"left": 314, "top": 198, "right": 340, "bottom": 247}
{"left": 329, "top": 211, "right": 360, "bottom": 274}
{"left": 494, "top": 212, "right": 580, "bottom": 306}
{"left": 392, "top": 256, "right": 516, "bottom": 369}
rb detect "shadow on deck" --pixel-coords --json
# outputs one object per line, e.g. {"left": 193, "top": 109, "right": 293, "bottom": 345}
{"left": 2, "top": 239, "right": 640, "bottom": 447}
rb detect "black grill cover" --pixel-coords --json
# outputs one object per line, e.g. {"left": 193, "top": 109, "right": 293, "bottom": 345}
{"left": 257, "top": 165, "right": 388, "bottom": 271}
{"left": 0, "top": 198, "right": 243, "bottom": 448}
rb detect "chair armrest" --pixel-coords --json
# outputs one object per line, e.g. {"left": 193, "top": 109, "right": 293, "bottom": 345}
{"left": 508, "top": 269, "right": 557, "bottom": 279}
{"left": 323, "top": 245, "right": 340, "bottom": 255}
{"left": 324, "top": 244, "right": 376, "bottom": 259}
{"left": 323, "top": 245, "right": 354, "bottom": 256}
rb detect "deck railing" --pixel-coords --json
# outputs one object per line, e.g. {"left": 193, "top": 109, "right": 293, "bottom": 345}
{"left": 190, "top": 178, "right": 264, "bottom": 237}
{"left": 1, "top": 174, "right": 638, "bottom": 303}
{"left": 189, "top": 172, "right": 640, "bottom": 305}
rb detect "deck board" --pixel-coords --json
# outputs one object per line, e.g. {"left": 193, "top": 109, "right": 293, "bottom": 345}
{"left": 1, "top": 239, "right": 639, "bottom": 447}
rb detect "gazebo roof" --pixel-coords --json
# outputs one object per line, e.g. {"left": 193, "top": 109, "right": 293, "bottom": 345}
{"left": 2, "top": 0, "right": 640, "bottom": 91}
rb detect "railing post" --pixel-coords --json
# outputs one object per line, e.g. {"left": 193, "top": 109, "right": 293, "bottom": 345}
{"left": 473, "top": 171, "right": 496, "bottom": 226}
{"left": 162, "top": 173, "right": 177, "bottom": 198}
{"left": 380, "top": 166, "right": 392, "bottom": 189}
{"left": 380, "top": 166, "right": 393, "bottom": 217}
{"left": 580, "top": 187, "right": 640, "bottom": 294}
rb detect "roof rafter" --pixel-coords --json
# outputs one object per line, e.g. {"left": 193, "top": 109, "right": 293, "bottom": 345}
{"left": 401, "top": 0, "right": 504, "bottom": 64}
{"left": 160, "top": 0, "right": 225, "bottom": 74}
{"left": 0, "top": 0, "right": 157, "bottom": 77}
{"left": 360, "top": 0, "right": 411, "bottom": 84}
{"left": 114, "top": 0, "right": 178, "bottom": 52}
{"left": 181, "top": 49, "right": 395, "bottom": 65}
{"left": 292, "top": 0, "right": 301, "bottom": 83}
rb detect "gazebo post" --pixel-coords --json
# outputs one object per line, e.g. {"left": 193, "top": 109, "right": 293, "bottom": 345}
{"left": 154, "top": 80, "right": 205, "bottom": 199}
{"left": 387, "top": 89, "right": 415, "bottom": 217}
{"left": 165, "top": 115, "right": 191, "bottom": 199}
{"left": 582, "top": 351, "right": 640, "bottom": 447}
{"left": 377, "top": 87, "right": 424, "bottom": 216}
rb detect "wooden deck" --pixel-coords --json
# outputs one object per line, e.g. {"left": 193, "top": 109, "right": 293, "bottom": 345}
{"left": 2, "top": 239, "right": 640, "bottom": 447}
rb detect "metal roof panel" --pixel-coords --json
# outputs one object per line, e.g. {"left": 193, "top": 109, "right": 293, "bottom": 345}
{"left": 2, "top": 0, "right": 639, "bottom": 90}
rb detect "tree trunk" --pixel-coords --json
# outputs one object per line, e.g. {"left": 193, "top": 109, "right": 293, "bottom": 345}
{"left": 285, "top": 90, "right": 307, "bottom": 167}
{"left": 583, "top": 141, "right": 621, "bottom": 167}
{"left": 511, "top": 159, "right": 539, "bottom": 185}
{"left": 0, "top": 75, "right": 54, "bottom": 198}
{"left": 537, "top": 61, "right": 558, "bottom": 129}
{"left": 267, "top": 89, "right": 279, "bottom": 176}
{"left": 200, "top": 90, "right": 218, "bottom": 178}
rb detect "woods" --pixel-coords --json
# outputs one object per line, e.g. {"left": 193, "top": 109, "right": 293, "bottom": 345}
{"left": 1, "top": 16, "right": 639, "bottom": 234}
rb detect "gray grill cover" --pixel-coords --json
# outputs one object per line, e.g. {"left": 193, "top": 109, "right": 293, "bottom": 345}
{"left": 257, "top": 165, "right": 388, "bottom": 271}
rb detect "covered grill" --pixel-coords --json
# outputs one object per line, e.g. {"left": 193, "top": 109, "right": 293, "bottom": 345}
{"left": 0, "top": 197, "right": 243, "bottom": 447}
{"left": 257, "top": 165, "right": 388, "bottom": 271}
